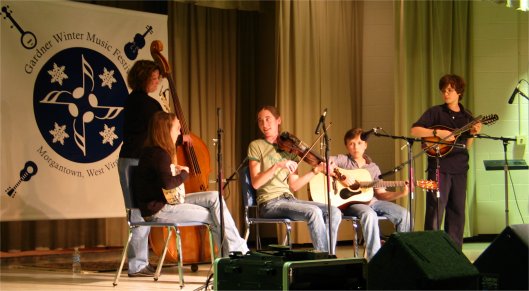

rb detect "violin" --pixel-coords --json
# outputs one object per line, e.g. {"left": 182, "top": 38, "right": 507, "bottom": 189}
{"left": 277, "top": 131, "right": 325, "bottom": 167}
{"left": 277, "top": 131, "right": 348, "bottom": 183}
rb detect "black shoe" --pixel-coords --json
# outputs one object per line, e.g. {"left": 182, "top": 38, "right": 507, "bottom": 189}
{"left": 146, "top": 264, "right": 156, "bottom": 273}
{"left": 128, "top": 266, "right": 155, "bottom": 277}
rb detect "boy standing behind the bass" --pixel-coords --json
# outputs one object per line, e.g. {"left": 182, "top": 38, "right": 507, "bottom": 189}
{"left": 410, "top": 74, "right": 482, "bottom": 249}
{"left": 330, "top": 128, "right": 409, "bottom": 260}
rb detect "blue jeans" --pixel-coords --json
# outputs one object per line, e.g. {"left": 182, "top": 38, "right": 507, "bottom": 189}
{"left": 152, "top": 191, "right": 249, "bottom": 256}
{"left": 118, "top": 158, "right": 150, "bottom": 274}
{"left": 343, "top": 200, "right": 409, "bottom": 260}
{"left": 259, "top": 196, "right": 342, "bottom": 253}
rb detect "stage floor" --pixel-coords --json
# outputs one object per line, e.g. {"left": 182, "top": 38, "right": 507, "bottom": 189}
{"left": 0, "top": 242, "right": 489, "bottom": 291}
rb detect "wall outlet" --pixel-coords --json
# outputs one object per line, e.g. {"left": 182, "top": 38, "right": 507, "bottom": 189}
{"left": 516, "top": 135, "right": 527, "bottom": 145}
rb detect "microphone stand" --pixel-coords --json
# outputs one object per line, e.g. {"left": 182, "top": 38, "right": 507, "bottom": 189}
{"left": 474, "top": 134, "right": 517, "bottom": 227}
{"left": 216, "top": 108, "right": 225, "bottom": 257}
{"left": 434, "top": 147, "right": 441, "bottom": 231}
{"left": 321, "top": 115, "right": 334, "bottom": 255}
{"left": 375, "top": 132, "right": 421, "bottom": 232}
{"left": 222, "top": 157, "right": 249, "bottom": 190}
{"left": 374, "top": 131, "right": 465, "bottom": 232}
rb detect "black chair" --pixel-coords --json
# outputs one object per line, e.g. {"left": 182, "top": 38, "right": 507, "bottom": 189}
{"left": 240, "top": 166, "right": 302, "bottom": 250}
{"left": 113, "top": 165, "right": 215, "bottom": 288}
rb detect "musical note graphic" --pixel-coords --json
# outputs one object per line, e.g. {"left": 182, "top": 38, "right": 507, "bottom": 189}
{"left": 5, "top": 161, "right": 38, "bottom": 198}
{"left": 1, "top": 5, "right": 37, "bottom": 49}
{"left": 40, "top": 55, "right": 124, "bottom": 156}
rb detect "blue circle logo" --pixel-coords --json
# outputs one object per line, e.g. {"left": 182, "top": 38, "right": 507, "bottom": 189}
{"left": 33, "top": 47, "right": 127, "bottom": 163}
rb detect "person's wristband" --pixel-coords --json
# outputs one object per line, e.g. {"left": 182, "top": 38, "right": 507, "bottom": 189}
{"left": 432, "top": 129, "right": 437, "bottom": 137}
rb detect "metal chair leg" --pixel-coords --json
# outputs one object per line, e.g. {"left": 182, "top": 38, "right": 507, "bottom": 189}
{"left": 352, "top": 219, "right": 359, "bottom": 257}
{"left": 206, "top": 225, "right": 215, "bottom": 264}
{"left": 153, "top": 226, "right": 173, "bottom": 281}
{"left": 176, "top": 227, "right": 185, "bottom": 289}
{"left": 255, "top": 223, "right": 261, "bottom": 250}
{"left": 285, "top": 222, "right": 292, "bottom": 249}
{"left": 113, "top": 230, "right": 133, "bottom": 286}
{"left": 244, "top": 223, "right": 250, "bottom": 242}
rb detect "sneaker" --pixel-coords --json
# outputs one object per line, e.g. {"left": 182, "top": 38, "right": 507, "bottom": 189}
{"left": 128, "top": 266, "right": 155, "bottom": 277}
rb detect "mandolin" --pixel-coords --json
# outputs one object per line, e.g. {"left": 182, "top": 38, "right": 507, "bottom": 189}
{"left": 422, "top": 114, "right": 498, "bottom": 157}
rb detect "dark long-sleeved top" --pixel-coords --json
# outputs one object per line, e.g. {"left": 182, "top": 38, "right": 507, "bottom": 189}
{"left": 412, "top": 103, "right": 474, "bottom": 174}
{"left": 119, "top": 90, "right": 163, "bottom": 159}
{"left": 133, "top": 146, "right": 189, "bottom": 216}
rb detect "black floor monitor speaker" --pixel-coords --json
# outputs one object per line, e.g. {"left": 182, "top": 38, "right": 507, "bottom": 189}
{"left": 473, "top": 224, "right": 528, "bottom": 290}
{"left": 214, "top": 249, "right": 367, "bottom": 290}
{"left": 368, "top": 231, "right": 480, "bottom": 290}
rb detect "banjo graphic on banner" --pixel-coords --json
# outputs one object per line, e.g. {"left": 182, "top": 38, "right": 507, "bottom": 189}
{"left": 0, "top": 1, "right": 168, "bottom": 220}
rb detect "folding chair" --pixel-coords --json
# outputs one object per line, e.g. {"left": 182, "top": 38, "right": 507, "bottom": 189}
{"left": 342, "top": 215, "right": 388, "bottom": 258}
{"left": 240, "top": 166, "right": 300, "bottom": 250}
{"left": 308, "top": 172, "right": 389, "bottom": 258}
{"left": 113, "top": 165, "right": 215, "bottom": 288}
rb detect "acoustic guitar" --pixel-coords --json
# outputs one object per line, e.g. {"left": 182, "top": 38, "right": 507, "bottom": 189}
{"left": 422, "top": 114, "right": 498, "bottom": 157}
{"left": 309, "top": 168, "right": 437, "bottom": 209}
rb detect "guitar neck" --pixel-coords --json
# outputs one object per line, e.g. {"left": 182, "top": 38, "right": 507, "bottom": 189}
{"left": 358, "top": 181, "right": 407, "bottom": 188}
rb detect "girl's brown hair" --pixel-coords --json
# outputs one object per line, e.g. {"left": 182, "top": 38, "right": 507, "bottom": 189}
{"left": 257, "top": 105, "right": 280, "bottom": 119}
{"left": 145, "top": 111, "right": 177, "bottom": 164}
{"left": 127, "top": 60, "right": 160, "bottom": 92}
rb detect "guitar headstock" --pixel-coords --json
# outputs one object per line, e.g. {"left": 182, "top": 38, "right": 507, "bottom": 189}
{"left": 479, "top": 114, "right": 499, "bottom": 126}
{"left": 416, "top": 180, "right": 438, "bottom": 191}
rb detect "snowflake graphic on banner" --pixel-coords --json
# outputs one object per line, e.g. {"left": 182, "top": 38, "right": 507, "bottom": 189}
{"left": 100, "top": 124, "right": 118, "bottom": 146}
{"left": 49, "top": 122, "right": 70, "bottom": 145}
{"left": 99, "top": 68, "right": 117, "bottom": 89}
{"left": 33, "top": 48, "right": 127, "bottom": 163}
{"left": 48, "top": 63, "right": 68, "bottom": 85}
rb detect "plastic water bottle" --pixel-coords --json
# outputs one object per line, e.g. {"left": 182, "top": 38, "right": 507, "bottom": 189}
{"left": 72, "top": 247, "right": 81, "bottom": 274}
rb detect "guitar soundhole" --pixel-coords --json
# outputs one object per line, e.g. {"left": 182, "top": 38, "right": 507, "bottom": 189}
{"left": 339, "top": 188, "right": 361, "bottom": 199}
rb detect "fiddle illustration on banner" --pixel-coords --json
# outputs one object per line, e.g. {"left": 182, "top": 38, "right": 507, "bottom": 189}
{"left": 5, "top": 161, "right": 38, "bottom": 198}
{"left": 124, "top": 25, "right": 153, "bottom": 60}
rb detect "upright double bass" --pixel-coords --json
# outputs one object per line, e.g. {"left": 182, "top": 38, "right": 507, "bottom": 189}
{"left": 148, "top": 40, "right": 214, "bottom": 264}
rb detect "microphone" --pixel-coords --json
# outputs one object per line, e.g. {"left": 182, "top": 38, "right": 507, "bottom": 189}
{"left": 378, "top": 165, "right": 403, "bottom": 179}
{"left": 508, "top": 80, "right": 524, "bottom": 104}
{"left": 222, "top": 156, "right": 249, "bottom": 190}
{"left": 314, "top": 108, "right": 328, "bottom": 134}
{"left": 360, "top": 127, "right": 381, "bottom": 141}
{"left": 508, "top": 87, "right": 520, "bottom": 104}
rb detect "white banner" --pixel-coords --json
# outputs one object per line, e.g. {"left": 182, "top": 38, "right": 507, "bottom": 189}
{"left": 0, "top": 0, "right": 168, "bottom": 220}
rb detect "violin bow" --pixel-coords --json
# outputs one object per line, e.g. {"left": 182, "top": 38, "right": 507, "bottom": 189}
{"left": 282, "top": 122, "right": 333, "bottom": 182}
{"left": 296, "top": 122, "right": 333, "bottom": 167}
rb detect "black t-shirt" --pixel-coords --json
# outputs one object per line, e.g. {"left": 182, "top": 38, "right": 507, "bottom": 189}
{"left": 412, "top": 103, "right": 474, "bottom": 174}
{"left": 119, "top": 90, "right": 163, "bottom": 159}
{"left": 133, "top": 146, "right": 189, "bottom": 216}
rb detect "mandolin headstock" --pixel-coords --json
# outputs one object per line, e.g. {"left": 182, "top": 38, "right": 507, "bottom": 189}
{"left": 416, "top": 180, "right": 438, "bottom": 191}
{"left": 479, "top": 114, "right": 499, "bottom": 126}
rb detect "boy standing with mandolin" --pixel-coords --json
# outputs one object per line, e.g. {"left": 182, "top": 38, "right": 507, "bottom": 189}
{"left": 330, "top": 128, "right": 410, "bottom": 260}
{"left": 410, "top": 74, "right": 482, "bottom": 249}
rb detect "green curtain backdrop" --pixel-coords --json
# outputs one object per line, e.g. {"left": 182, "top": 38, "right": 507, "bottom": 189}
{"left": 395, "top": 0, "right": 477, "bottom": 237}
